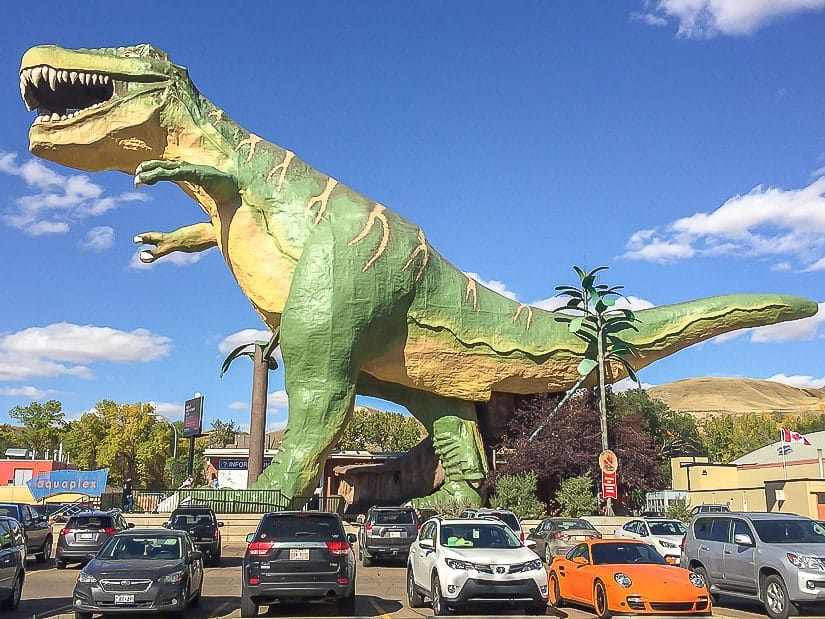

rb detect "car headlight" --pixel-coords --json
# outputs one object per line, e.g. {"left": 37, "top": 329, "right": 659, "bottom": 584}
{"left": 659, "top": 539, "right": 678, "bottom": 548}
{"left": 787, "top": 553, "right": 825, "bottom": 571}
{"left": 614, "top": 572, "right": 632, "bottom": 588}
{"left": 689, "top": 572, "right": 706, "bottom": 588}
{"left": 77, "top": 572, "right": 97, "bottom": 584}
{"left": 524, "top": 559, "right": 543, "bottom": 571}
{"left": 158, "top": 571, "right": 184, "bottom": 583}
{"left": 445, "top": 558, "right": 475, "bottom": 571}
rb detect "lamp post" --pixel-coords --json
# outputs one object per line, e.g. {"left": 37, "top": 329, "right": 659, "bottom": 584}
{"left": 152, "top": 414, "right": 178, "bottom": 459}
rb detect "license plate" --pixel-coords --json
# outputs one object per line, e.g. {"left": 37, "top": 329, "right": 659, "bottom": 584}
{"left": 289, "top": 548, "right": 309, "bottom": 561}
{"left": 114, "top": 594, "right": 134, "bottom": 604}
{"left": 78, "top": 533, "right": 94, "bottom": 540}
{"left": 389, "top": 532, "right": 404, "bottom": 538}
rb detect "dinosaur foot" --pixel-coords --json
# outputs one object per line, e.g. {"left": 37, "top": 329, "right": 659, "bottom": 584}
{"left": 407, "top": 480, "right": 482, "bottom": 511}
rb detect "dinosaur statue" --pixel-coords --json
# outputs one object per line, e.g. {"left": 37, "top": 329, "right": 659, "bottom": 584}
{"left": 19, "top": 44, "right": 818, "bottom": 507}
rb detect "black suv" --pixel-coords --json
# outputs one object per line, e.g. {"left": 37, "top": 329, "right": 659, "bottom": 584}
{"left": 165, "top": 506, "right": 223, "bottom": 566}
{"left": 241, "top": 511, "right": 357, "bottom": 617}
{"left": 0, "top": 503, "right": 52, "bottom": 562}
{"left": 0, "top": 516, "right": 26, "bottom": 610}
{"left": 55, "top": 510, "right": 132, "bottom": 568}
{"left": 357, "top": 506, "right": 420, "bottom": 566}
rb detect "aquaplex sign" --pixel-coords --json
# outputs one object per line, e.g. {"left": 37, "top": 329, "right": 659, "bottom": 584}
{"left": 27, "top": 468, "right": 110, "bottom": 500}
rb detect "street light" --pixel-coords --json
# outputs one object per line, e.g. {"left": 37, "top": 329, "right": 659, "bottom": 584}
{"left": 151, "top": 413, "right": 178, "bottom": 459}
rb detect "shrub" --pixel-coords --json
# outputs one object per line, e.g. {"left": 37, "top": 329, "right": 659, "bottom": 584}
{"left": 490, "top": 472, "right": 545, "bottom": 519}
{"left": 666, "top": 498, "right": 691, "bottom": 523}
{"left": 556, "top": 473, "right": 598, "bottom": 517}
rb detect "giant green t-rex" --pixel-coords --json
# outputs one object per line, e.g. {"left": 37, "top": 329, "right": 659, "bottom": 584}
{"left": 19, "top": 44, "right": 818, "bottom": 506}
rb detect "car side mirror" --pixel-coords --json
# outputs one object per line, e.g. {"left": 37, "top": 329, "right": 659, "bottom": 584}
{"left": 127, "top": 523, "right": 135, "bottom": 529}
{"left": 346, "top": 533, "right": 357, "bottom": 544}
{"left": 245, "top": 533, "right": 255, "bottom": 544}
{"left": 217, "top": 522, "right": 224, "bottom": 527}
{"left": 189, "top": 550, "right": 203, "bottom": 563}
{"left": 733, "top": 533, "right": 753, "bottom": 546}
{"left": 572, "top": 556, "right": 589, "bottom": 566}
{"left": 419, "top": 538, "right": 434, "bottom": 550}
{"left": 528, "top": 528, "right": 536, "bottom": 535}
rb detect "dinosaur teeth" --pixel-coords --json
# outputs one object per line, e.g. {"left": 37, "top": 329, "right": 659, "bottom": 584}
{"left": 20, "top": 64, "right": 115, "bottom": 124}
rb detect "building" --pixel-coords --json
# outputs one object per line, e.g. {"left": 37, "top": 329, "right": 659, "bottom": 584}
{"left": 671, "top": 430, "right": 825, "bottom": 518}
{"left": 0, "top": 449, "right": 76, "bottom": 487}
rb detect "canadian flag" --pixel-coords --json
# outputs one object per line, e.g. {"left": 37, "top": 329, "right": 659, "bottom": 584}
{"left": 780, "top": 428, "right": 811, "bottom": 445}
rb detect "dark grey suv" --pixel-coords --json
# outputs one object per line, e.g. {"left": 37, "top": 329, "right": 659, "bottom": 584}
{"left": 357, "top": 506, "right": 420, "bottom": 566}
{"left": 681, "top": 512, "right": 825, "bottom": 619}
{"left": 56, "top": 510, "right": 132, "bottom": 568}
{"left": 0, "top": 516, "right": 26, "bottom": 610}
{"left": 241, "top": 511, "right": 357, "bottom": 617}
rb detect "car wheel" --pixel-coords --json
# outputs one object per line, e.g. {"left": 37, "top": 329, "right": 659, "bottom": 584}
{"left": 1, "top": 575, "right": 21, "bottom": 610}
{"left": 764, "top": 574, "right": 796, "bottom": 619}
{"left": 548, "top": 571, "right": 565, "bottom": 608}
{"left": 527, "top": 601, "right": 548, "bottom": 614}
{"left": 36, "top": 537, "right": 52, "bottom": 563}
{"left": 190, "top": 587, "right": 201, "bottom": 608}
{"left": 407, "top": 566, "right": 425, "bottom": 608}
{"left": 74, "top": 612, "right": 93, "bottom": 619}
{"left": 693, "top": 567, "right": 719, "bottom": 605}
{"left": 431, "top": 573, "right": 453, "bottom": 616}
{"left": 361, "top": 551, "right": 372, "bottom": 567}
{"left": 593, "top": 580, "right": 612, "bottom": 619}
{"left": 56, "top": 559, "right": 67, "bottom": 569}
{"left": 240, "top": 592, "right": 259, "bottom": 617}
{"left": 337, "top": 590, "right": 356, "bottom": 614}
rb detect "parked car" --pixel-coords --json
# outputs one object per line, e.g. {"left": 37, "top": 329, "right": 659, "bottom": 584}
{"left": 549, "top": 539, "right": 711, "bottom": 616}
{"left": 0, "top": 503, "right": 52, "bottom": 562}
{"left": 357, "top": 506, "right": 420, "bottom": 566}
{"left": 0, "top": 516, "right": 26, "bottom": 610}
{"left": 459, "top": 508, "right": 525, "bottom": 541}
{"left": 56, "top": 510, "right": 132, "bottom": 569}
{"left": 614, "top": 517, "right": 686, "bottom": 564}
{"left": 72, "top": 528, "right": 203, "bottom": 618}
{"left": 689, "top": 503, "right": 730, "bottom": 517}
{"left": 241, "top": 511, "right": 357, "bottom": 617}
{"left": 407, "top": 516, "right": 547, "bottom": 615}
{"left": 164, "top": 505, "right": 223, "bottom": 566}
{"left": 528, "top": 517, "right": 602, "bottom": 563}
{"left": 681, "top": 511, "right": 825, "bottom": 619}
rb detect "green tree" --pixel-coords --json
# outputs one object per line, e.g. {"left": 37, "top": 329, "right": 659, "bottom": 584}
{"left": 490, "top": 472, "right": 544, "bottom": 519}
{"left": 209, "top": 419, "right": 239, "bottom": 448}
{"left": 8, "top": 400, "right": 65, "bottom": 458}
{"left": 666, "top": 498, "right": 692, "bottom": 523}
{"left": 337, "top": 407, "right": 425, "bottom": 452}
{"left": 63, "top": 412, "right": 110, "bottom": 471}
{"left": 556, "top": 473, "right": 598, "bottom": 517}
{"left": 700, "top": 413, "right": 777, "bottom": 462}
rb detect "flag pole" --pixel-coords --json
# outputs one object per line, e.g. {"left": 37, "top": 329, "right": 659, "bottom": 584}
{"left": 781, "top": 428, "right": 788, "bottom": 480}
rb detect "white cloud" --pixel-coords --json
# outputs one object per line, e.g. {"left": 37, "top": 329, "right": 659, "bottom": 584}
{"left": 267, "top": 390, "right": 289, "bottom": 410}
{"left": 530, "top": 293, "right": 655, "bottom": 312}
{"left": 612, "top": 377, "right": 656, "bottom": 392}
{"left": 0, "top": 385, "right": 49, "bottom": 399}
{"left": 0, "top": 152, "right": 148, "bottom": 236}
{"left": 635, "top": 0, "right": 825, "bottom": 38}
{"left": 149, "top": 401, "right": 185, "bottom": 420}
{"left": 228, "top": 401, "right": 248, "bottom": 411}
{"left": 218, "top": 329, "right": 275, "bottom": 356}
{"left": 128, "top": 249, "right": 207, "bottom": 270}
{"left": 79, "top": 226, "right": 115, "bottom": 251}
{"left": 0, "top": 323, "right": 172, "bottom": 382}
{"left": 766, "top": 373, "right": 825, "bottom": 389}
{"left": 267, "top": 420, "right": 287, "bottom": 432}
{"left": 464, "top": 272, "right": 518, "bottom": 301}
{"left": 623, "top": 177, "right": 825, "bottom": 269}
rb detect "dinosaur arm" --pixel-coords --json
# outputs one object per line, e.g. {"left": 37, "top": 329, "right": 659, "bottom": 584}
{"left": 134, "top": 222, "right": 216, "bottom": 263}
{"left": 134, "top": 160, "right": 239, "bottom": 205}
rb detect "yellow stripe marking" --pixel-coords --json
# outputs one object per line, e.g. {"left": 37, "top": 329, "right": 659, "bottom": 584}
{"left": 266, "top": 149, "right": 296, "bottom": 192}
{"left": 465, "top": 278, "right": 478, "bottom": 311}
{"left": 349, "top": 204, "right": 389, "bottom": 271}
{"left": 304, "top": 177, "right": 338, "bottom": 223}
{"left": 402, "top": 229, "right": 429, "bottom": 283}
{"left": 235, "top": 133, "right": 262, "bottom": 163}
{"left": 514, "top": 304, "right": 533, "bottom": 330}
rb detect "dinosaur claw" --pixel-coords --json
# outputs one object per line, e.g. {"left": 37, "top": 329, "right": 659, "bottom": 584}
{"left": 133, "top": 234, "right": 144, "bottom": 245}
{"left": 139, "top": 250, "right": 156, "bottom": 264}
{"left": 134, "top": 174, "right": 143, "bottom": 189}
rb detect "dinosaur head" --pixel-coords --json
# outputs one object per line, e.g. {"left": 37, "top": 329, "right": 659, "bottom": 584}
{"left": 20, "top": 44, "right": 192, "bottom": 172}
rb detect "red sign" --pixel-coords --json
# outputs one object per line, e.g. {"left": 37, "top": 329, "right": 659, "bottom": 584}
{"left": 602, "top": 471, "right": 618, "bottom": 500}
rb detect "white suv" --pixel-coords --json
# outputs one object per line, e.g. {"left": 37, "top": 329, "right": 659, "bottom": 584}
{"left": 407, "top": 517, "right": 548, "bottom": 615}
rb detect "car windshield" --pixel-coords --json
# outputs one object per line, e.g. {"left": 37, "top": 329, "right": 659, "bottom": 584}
{"left": 66, "top": 516, "right": 113, "bottom": 530}
{"left": 257, "top": 514, "right": 345, "bottom": 541}
{"left": 648, "top": 521, "right": 686, "bottom": 536}
{"left": 171, "top": 512, "right": 213, "bottom": 527}
{"left": 591, "top": 542, "right": 668, "bottom": 565}
{"left": 554, "top": 519, "right": 595, "bottom": 531}
{"left": 373, "top": 510, "right": 417, "bottom": 525}
{"left": 0, "top": 507, "right": 17, "bottom": 518}
{"left": 753, "top": 519, "right": 825, "bottom": 544}
{"left": 99, "top": 535, "right": 182, "bottom": 560}
{"left": 483, "top": 512, "right": 521, "bottom": 532}
{"left": 440, "top": 524, "right": 521, "bottom": 549}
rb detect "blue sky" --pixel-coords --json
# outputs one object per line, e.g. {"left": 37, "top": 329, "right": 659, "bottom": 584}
{"left": 1, "top": 2, "right": 824, "bottom": 432}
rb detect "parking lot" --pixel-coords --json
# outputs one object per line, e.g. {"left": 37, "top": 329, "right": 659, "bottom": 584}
{"left": 9, "top": 545, "right": 778, "bottom": 619}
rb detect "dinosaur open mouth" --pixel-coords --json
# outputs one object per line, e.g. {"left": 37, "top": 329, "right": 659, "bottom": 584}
{"left": 20, "top": 65, "right": 115, "bottom": 124}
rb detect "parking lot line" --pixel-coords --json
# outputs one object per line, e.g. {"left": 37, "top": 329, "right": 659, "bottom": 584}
{"left": 368, "top": 597, "right": 391, "bottom": 618}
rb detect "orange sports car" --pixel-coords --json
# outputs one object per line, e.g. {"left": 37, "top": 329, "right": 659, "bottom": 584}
{"left": 548, "top": 539, "right": 711, "bottom": 618}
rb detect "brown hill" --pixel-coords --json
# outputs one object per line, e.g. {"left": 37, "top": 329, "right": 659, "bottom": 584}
{"left": 647, "top": 377, "right": 825, "bottom": 417}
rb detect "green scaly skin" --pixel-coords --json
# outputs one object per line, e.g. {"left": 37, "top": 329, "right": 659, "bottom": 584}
{"left": 19, "top": 44, "right": 819, "bottom": 507}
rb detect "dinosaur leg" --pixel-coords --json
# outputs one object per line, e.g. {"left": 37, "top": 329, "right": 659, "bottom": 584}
{"left": 357, "top": 374, "right": 488, "bottom": 508}
{"left": 133, "top": 222, "right": 217, "bottom": 263}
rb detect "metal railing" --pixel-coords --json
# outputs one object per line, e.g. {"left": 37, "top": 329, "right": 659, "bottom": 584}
{"left": 103, "top": 488, "right": 345, "bottom": 515}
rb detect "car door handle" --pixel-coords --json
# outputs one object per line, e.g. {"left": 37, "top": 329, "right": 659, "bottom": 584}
{"left": 724, "top": 550, "right": 732, "bottom": 554}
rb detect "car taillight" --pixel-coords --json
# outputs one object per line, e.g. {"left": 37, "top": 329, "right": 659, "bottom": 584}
{"left": 680, "top": 535, "right": 685, "bottom": 553}
{"left": 552, "top": 532, "right": 562, "bottom": 539}
{"left": 214, "top": 529, "right": 220, "bottom": 541}
{"left": 248, "top": 577, "right": 260, "bottom": 585}
{"left": 520, "top": 532, "right": 525, "bottom": 542}
{"left": 103, "top": 528, "right": 116, "bottom": 535}
{"left": 417, "top": 524, "right": 422, "bottom": 530}
{"left": 59, "top": 528, "right": 70, "bottom": 536}
{"left": 365, "top": 524, "right": 372, "bottom": 533}
{"left": 248, "top": 541, "right": 276, "bottom": 556}
{"left": 326, "top": 540, "right": 350, "bottom": 556}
